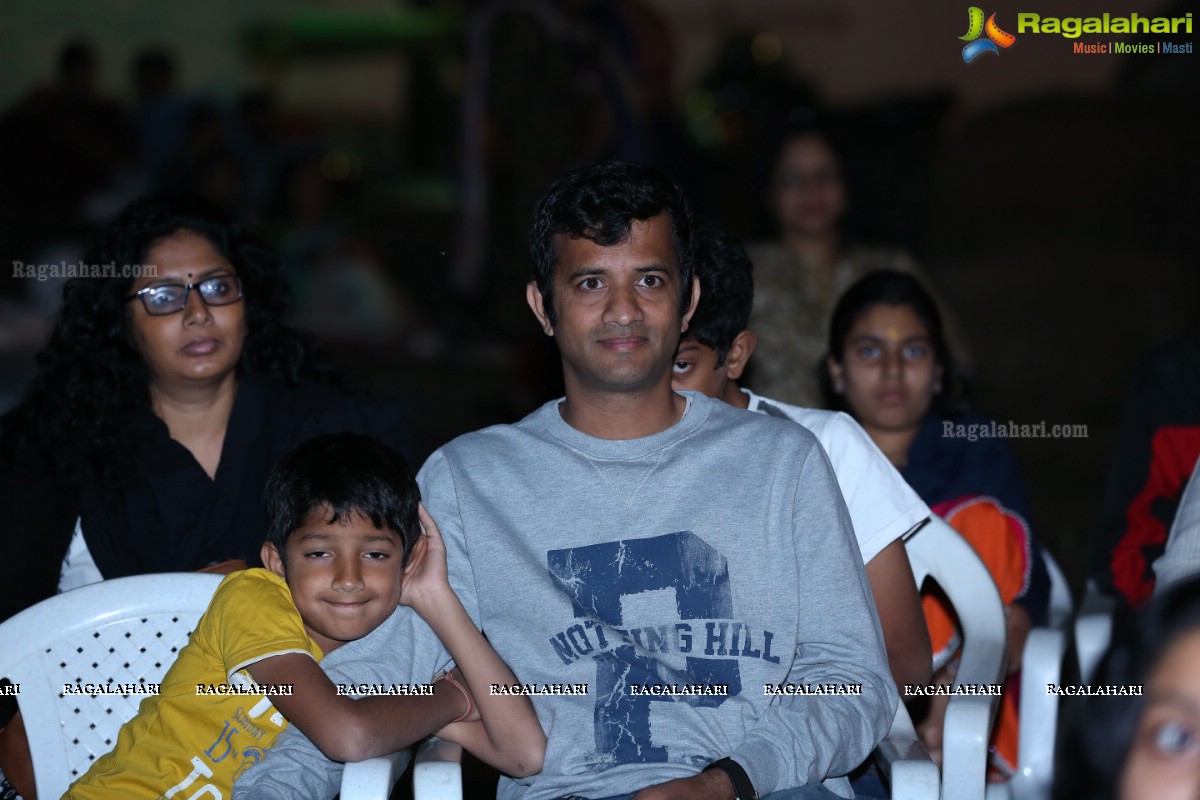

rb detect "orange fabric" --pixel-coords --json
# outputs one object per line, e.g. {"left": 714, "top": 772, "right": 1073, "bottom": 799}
{"left": 923, "top": 498, "right": 1029, "bottom": 779}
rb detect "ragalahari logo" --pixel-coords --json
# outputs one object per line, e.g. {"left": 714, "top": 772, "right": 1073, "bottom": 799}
{"left": 960, "top": 7, "right": 1017, "bottom": 62}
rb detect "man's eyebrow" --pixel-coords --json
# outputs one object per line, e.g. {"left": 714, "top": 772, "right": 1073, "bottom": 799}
{"left": 564, "top": 266, "right": 606, "bottom": 281}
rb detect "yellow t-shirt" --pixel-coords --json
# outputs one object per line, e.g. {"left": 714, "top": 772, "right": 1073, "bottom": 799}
{"left": 65, "top": 568, "right": 322, "bottom": 799}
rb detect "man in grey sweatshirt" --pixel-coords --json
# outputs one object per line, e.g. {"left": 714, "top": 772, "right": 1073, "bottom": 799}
{"left": 235, "top": 162, "right": 896, "bottom": 800}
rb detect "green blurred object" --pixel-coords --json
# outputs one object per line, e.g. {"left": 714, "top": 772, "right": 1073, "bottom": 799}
{"left": 243, "top": 8, "right": 464, "bottom": 60}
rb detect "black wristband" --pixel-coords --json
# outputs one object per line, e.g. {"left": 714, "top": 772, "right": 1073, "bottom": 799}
{"left": 704, "top": 757, "right": 757, "bottom": 800}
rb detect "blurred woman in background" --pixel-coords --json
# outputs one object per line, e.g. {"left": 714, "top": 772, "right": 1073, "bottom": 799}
{"left": 747, "top": 122, "right": 965, "bottom": 407}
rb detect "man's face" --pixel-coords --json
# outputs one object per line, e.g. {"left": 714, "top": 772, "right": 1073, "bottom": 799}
{"left": 527, "top": 214, "right": 697, "bottom": 398}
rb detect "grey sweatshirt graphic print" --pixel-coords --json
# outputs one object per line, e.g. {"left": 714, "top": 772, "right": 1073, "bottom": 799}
{"left": 420, "top": 393, "right": 897, "bottom": 799}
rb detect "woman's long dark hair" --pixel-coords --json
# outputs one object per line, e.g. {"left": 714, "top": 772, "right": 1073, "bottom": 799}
{"left": 820, "top": 269, "right": 968, "bottom": 418}
{"left": 1, "top": 195, "right": 336, "bottom": 489}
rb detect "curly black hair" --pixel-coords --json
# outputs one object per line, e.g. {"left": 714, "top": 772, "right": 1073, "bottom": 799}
{"left": 528, "top": 161, "right": 694, "bottom": 328}
{"left": 1, "top": 195, "right": 335, "bottom": 489}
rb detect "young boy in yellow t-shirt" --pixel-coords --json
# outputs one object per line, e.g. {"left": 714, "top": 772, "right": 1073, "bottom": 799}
{"left": 65, "top": 433, "right": 545, "bottom": 798}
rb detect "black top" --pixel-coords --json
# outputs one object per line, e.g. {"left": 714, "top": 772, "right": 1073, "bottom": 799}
{"left": 0, "top": 375, "right": 409, "bottom": 623}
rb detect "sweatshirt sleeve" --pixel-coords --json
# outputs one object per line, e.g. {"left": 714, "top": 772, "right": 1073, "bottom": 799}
{"left": 231, "top": 729, "right": 343, "bottom": 800}
{"left": 417, "top": 448, "right": 481, "bottom": 628}
{"left": 729, "top": 444, "right": 899, "bottom": 793}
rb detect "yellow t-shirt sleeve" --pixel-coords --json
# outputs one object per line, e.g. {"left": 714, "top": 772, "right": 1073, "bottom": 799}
{"left": 207, "top": 568, "right": 321, "bottom": 680}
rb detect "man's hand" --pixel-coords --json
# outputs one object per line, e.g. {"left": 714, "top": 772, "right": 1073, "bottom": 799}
{"left": 632, "top": 768, "right": 737, "bottom": 800}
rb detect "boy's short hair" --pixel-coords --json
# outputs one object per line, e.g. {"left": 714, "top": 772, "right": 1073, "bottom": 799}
{"left": 686, "top": 220, "right": 754, "bottom": 367}
{"left": 529, "top": 161, "right": 695, "bottom": 327}
{"left": 264, "top": 433, "right": 420, "bottom": 564}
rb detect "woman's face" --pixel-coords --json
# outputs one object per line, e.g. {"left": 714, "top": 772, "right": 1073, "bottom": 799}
{"left": 1120, "top": 628, "right": 1200, "bottom": 800}
{"left": 828, "top": 302, "right": 941, "bottom": 435}
{"left": 127, "top": 230, "right": 246, "bottom": 390}
{"left": 771, "top": 134, "right": 847, "bottom": 240}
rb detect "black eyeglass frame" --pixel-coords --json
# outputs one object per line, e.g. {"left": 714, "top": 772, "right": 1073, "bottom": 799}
{"left": 125, "top": 274, "right": 244, "bottom": 316}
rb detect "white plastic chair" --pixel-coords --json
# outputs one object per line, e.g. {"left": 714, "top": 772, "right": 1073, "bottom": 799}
{"left": 874, "top": 702, "right": 941, "bottom": 800}
{"left": 1075, "top": 580, "right": 1115, "bottom": 685}
{"left": 990, "top": 549, "right": 1073, "bottom": 800}
{"left": 904, "top": 516, "right": 1009, "bottom": 800}
{"left": 0, "top": 573, "right": 428, "bottom": 800}
{"left": 1043, "top": 550, "right": 1073, "bottom": 630}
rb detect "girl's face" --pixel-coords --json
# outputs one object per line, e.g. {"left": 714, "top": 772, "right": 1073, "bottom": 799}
{"left": 127, "top": 230, "right": 246, "bottom": 391}
{"left": 1120, "top": 628, "right": 1200, "bottom": 800}
{"left": 828, "top": 302, "right": 942, "bottom": 435}
{"left": 771, "top": 134, "right": 846, "bottom": 240}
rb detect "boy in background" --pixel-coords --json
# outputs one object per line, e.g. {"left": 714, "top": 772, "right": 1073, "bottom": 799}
{"left": 66, "top": 433, "right": 544, "bottom": 798}
{"left": 671, "top": 222, "right": 932, "bottom": 691}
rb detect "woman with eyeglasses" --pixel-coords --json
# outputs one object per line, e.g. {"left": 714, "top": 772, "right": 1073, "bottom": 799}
{"left": 0, "top": 196, "right": 406, "bottom": 798}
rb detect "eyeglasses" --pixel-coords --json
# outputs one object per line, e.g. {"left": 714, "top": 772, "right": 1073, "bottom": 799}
{"left": 126, "top": 274, "right": 243, "bottom": 316}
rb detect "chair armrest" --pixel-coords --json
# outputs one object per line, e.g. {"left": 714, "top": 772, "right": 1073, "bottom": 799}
{"left": 341, "top": 751, "right": 412, "bottom": 800}
{"left": 875, "top": 704, "right": 940, "bottom": 800}
{"left": 943, "top": 609, "right": 1006, "bottom": 800}
{"left": 1013, "top": 627, "right": 1066, "bottom": 798}
{"left": 414, "top": 736, "right": 463, "bottom": 800}
{"left": 942, "top": 695, "right": 994, "bottom": 800}
{"left": 1075, "top": 584, "right": 1114, "bottom": 685}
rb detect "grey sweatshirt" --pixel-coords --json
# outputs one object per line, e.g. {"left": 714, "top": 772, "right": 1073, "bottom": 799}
{"left": 231, "top": 605, "right": 448, "bottom": 799}
{"left": 234, "top": 392, "right": 896, "bottom": 799}
{"left": 425, "top": 393, "right": 895, "bottom": 799}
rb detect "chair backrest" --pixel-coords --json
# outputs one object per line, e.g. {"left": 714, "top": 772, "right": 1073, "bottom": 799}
{"left": 0, "top": 573, "right": 222, "bottom": 799}
{"left": 906, "top": 516, "right": 1008, "bottom": 800}
{"left": 907, "top": 516, "right": 1008, "bottom": 689}
{"left": 1043, "top": 550, "right": 1073, "bottom": 630}
{"left": 1075, "top": 580, "right": 1115, "bottom": 685}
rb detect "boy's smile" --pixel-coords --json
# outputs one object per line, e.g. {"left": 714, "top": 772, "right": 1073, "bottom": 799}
{"left": 262, "top": 507, "right": 404, "bottom": 654}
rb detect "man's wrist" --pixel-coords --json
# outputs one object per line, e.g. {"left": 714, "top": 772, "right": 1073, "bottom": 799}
{"left": 703, "top": 757, "right": 757, "bottom": 800}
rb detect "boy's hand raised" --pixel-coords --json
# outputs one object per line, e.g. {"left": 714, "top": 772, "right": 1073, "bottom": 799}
{"left": 397, "top": 508, "right": 546, "bottom": 777}
{"left": 400, "top": 504, "right": 457, "bottom": 612}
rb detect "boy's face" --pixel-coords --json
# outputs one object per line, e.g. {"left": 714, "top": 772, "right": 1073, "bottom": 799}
{"left": 671, "top": 330, "right": 756, "bottom": 407}
{"left": 671, "top": 337, "right": 728, "bottom": 399}
{"left": 262, "top": 507, "right": 404, "bottom": 654}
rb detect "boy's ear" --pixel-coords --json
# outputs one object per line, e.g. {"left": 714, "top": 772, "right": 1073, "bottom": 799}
{"left": 261, "top": 542, "right": 286, "bottom": 579}
{"left": 526, "top": 281, "right": 554, "bottom": 336}
{"left": 826, "top": 356, "right": 846, "bottom": 394}
{"left": 724, "top": 330, "right": 757, "bottom": 381}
